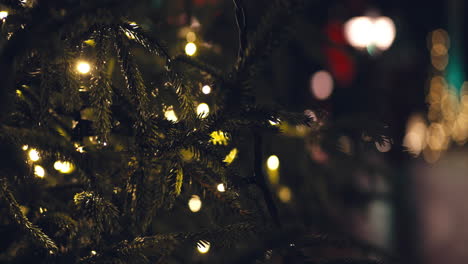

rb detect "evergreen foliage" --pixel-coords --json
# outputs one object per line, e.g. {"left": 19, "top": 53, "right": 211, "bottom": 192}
{"left": 0, "top": 0, "right": 394, "bottom": 263}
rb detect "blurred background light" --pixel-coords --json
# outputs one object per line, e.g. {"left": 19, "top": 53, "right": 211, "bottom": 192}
{"left": 310, "top": 70, "right": 334, "bottom": 100}
{"left": 344, "top": 16, "right": 396, "bottom": 51}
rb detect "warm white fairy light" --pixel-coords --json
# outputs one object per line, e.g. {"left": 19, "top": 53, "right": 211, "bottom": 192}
{"left": 164, "top": 107, "right": 178, "bottom": 122}
{"left": 22, "top": 145, "right": 29, "bottom": 151}
{"left": 266, "top": 155, "right": 279, "bottom": 170}
{"left": 185, "top": 42, "right": 197, "bottom": 56}
{"left": 34, "top": 165, "right": 45, "bottom": 178}
{"left": 197, "top": 241, "right": 210, "bottom": 254}
{"left": 217, "top": 183, "right": 225, "bottom": 192}
{"left": 196, "top": 103, "right": 209, "bottom": 118}
{"left": 54, "top": 161, "right": 75, "bottom": 174}
{"left": 28, "top": 149, "right": 40, "bottom": 162}
{"left": 188, "top": 195, "right": 202, "bottom": 212}
{"left": 76, "top": 61, "right": 91, "bottom": 74}
{"left": 202, "top": 85, "right": 211, "bottom": 94}
{"left": 91, "top": 250, "right": 97, "bottom": 255}
{"left": 0, "top": 11, "right": 8, "bottom": 20}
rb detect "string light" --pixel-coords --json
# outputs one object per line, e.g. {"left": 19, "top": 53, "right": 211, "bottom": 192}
{"left": 217, "top": 183, "right": 225, "bottom": 192}
{"left": 311, "top": 70, "right": 334, "bottom": 100}
{"left": 34, "top": 165, "right": 45, "bottom": 178}
{"left": 185, "top": 42, "right": 197, "bottom": 56}
{"left": 164, "top": 107, "right": 178, "bottom": 122}
{"left": 197, "top": 241, "right": 210, "bottom": 254}
{"left": 223, "top": 148, "right": 238, "bottom": 164}
{"left": 22, "top": 145, "right": 29, "bottom": 151}
{"left": 188, "top": 195, "right": 202, "bottom": 212}
{"left": 91, "top": 250, "right": 97, "bottom": 255}
{"left": 196, "top": 103, "right": 209, "bottom": 118}
{"left": 266, "top": 155, "right": 279, "bottom": 170}
{"left": 210, "top": 131, "right": 229, "bottom": 145}
{"left": 76, "top": 61, "right": 91, "bottom": 74}
{"left": 202, "top": 85, "right": 211, "bottom": 94}
{"left": 28, "top": 149, "right": 40, "bottom": 162}
{"left": 53, "top": 161, "right": 75, "bottom": 174}
{"left": 0, "top": 11, "right": 8, "bottom": 20}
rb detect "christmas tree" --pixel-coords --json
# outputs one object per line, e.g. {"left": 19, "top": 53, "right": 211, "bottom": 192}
{"left": 0, "top": 0, "right": 397, "bottom": 263}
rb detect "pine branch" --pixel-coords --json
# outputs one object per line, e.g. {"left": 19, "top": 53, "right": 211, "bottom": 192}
{"left": 173, "top": 54, "right": 222, "bottom": 79}
{"left": 90, "top": 27, "right": 113, "bottom": 141}
{"left": 0, "top": 179, "right": 58, "bottom": 253}
{"left": 73, "top": 191, "right": 119, "bottom": 234}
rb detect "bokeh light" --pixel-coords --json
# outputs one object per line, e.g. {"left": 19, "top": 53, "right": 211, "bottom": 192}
{"left": 197, "top": 241, "right": 210, "bottom": 254}
{"left": 54, "top": 161, "right": 75, "bottom": 174}
{"left": 34, "top": 165, "right": 45, "bottom": 178}
{"left": 344, "top": 16, "right": 396, "bottom": 51}
{"left": 223, "top": 148, "right": 238, "bottom": 164}
{"left": 76, "top": 61, "right": 91, "bottom": 74}
{"left": 310, "top": 70, "right": 334, "bottom": 100}
{"left": 403, "top": 114, "right": 427, "bottom": 156}
{"left": 186, "top": 31, "right": 197, "bottom": 42}
{"left": 278, "top": 186, "right": 292, "bottom": 203}
{"left": 0, "top": 11, "right": 8, "bottom": 20}
{"left": 188, "top": 195, "right": 202, "bottom": 212}
{"left": 28, "top": 149, "right": 40, "bottom": 162}
{"left": 202, "top": 85, "right": 211, "bottom": 94}
{"left": 185, "top": 42, "right": 197, "bottom": 56}
{"left": 266, "top": 155, "right": 280, "bottom": 170}
{"left": 196, "top": 103, "right": 209, "bottom": 118}
{"left": 217, "top": 183, "right": 225, "bottom": 192}
{"left": 22, "top": 145, "right": 28, "bottom": 151}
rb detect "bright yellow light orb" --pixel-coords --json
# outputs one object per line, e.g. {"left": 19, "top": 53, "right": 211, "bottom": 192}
{"left": 34, "top": 165, "right": 45, "bottom": 178}
{"left": 197, "top": 241, "right": 210, "bottom": 254}
{"left": 91, "top": 250, "right": 97, "bottom": 255}
{"left": 0, "top": 11, "right": 8, "bottom": 20}
{"left": 54, "top": 161, "right": 75, "bottom": 174}
{"left": 202, "top": 85, "right": 211, "bottom": 94}
{"left": 28, "top": 149, "right": 40, "bottom": 162}
{"left": 188, "top": 195, "right": 202, "bottom": 212}
{"left": 164, "top": 109, "right": 178, "bottom": 122}
{"left": 266, "top": 155, "right": 279, "bottom": 170}
{"left": 223, "top": 148, "right": 238, "bottom": 164}
{"left": 217, "top": 183, "right": 225, "bottom": 192}
{"left": 76, "top": 61, "right": 91, "bottom": 74}
{"left": 185, "top": 42, "right": 197, "bottom": 56}
{"left": 196, "top": 103, "right": 209, "bottom": 118}
{"left": 22, "top": 145, "right": 29, "bottom": 151}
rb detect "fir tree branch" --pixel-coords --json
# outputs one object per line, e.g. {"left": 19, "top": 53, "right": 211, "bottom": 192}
{"left": 173, "top": 54, "right": 222, "bottom": 79}
{"left": 0, "top": 179, "right": 58, "bottom": 253}
{"left": 73, "top": 191, "right": 119, "bottom": 234}
{"left": 233, "top": 0, "right": 247, "bottom": 62}
{"left": 89, "top": 27, "right": 113, "bottom": 141}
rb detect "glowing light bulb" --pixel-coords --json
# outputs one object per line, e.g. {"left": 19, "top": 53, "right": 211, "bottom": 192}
{"left": 345, "top": 16, "right": 396, "bottom": 51}
{"left": 267, "top": 155, "right": 279, "bottom": 170}
{"left": 186, "top": 31, "right": 197, "bottom": 42}
{"left": 196, "top": 103, "right": 209, "bottom": 118}
{"left": 22, "top": 145, "right": 29, "bottom": 151}
{"left": 197, "top": 241, "right": 210, "bottom": 254}
{"left": 0, "top": 11, "right": 8, "bottom": 20}
{"left": 217, "top": 183, "right": 225, "bottom": 192}
{"left": 223, "top": 148, "right": 238, "bottom": 164}
{"left": 54, "top": 161, "right": 74, "bottom": 174}
{"left": 76, "top": 61, "right": 91, "bottom": 74}
{"left": 188, "top": 195, "right": 202, "bottom": 212}
{"left": 310, "top": 70, "right": 333, "bottom": 100}
{"left": 34, "top": 165, "right": 45, "bottom": 178}
{"left": 164, "top": 107, "right": 178, "bottom": 122}
{"left": 202, "top": 85, "right": 211, "bottom": 94}
{"left": 28, "top": 149, "right": 40, "bottom": 162}
{"left": 344, "top": 16, "right": 374, "bottom": 48}
{"left": 185, "top": 42, "right": 197, "bottom": 56}
{"left": 91, "top": 250, "right": 97, "bottom": 255}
